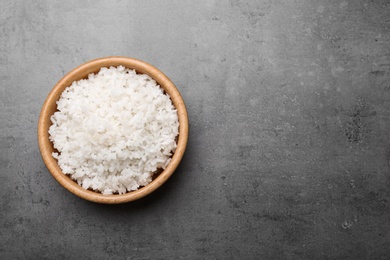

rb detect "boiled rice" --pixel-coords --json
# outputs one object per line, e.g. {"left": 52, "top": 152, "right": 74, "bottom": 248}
{"left": 48, "top": 66, "right": 179, "bottom": 195}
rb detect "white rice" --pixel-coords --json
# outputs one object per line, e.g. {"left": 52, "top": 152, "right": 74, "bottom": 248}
{"left": 48, "top": 66, "right": 179, "bottom": 195}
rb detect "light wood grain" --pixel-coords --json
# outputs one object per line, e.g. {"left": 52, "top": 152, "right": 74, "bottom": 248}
{"left": 38, "top": 57, "right": 189, "bottom": 204}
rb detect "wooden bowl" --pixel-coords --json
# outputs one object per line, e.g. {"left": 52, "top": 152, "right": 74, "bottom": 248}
{"left": 38, "top": 57, "right": 188, "bottom": 204}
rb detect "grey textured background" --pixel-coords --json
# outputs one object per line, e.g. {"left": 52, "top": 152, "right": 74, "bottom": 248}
{"left": 1, "top": 0, "right": 390, "bottom": 259}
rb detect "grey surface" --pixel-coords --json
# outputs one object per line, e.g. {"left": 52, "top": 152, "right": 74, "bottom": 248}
{"left": 1, "top": 0, "right": 390, "bottom": 259}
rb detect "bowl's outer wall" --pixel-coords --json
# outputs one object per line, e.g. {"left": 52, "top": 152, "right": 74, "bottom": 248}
{"left": 38, "top": 57, "right": 189, "bottom": 204}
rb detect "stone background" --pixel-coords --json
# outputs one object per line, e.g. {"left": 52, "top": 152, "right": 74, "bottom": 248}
{"left": 1, "top": 0, "right": 390, "bottom": 259}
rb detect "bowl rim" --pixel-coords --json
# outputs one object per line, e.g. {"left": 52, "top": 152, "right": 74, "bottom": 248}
{"left": 37, "top": 56, "right": 189, "bottom": 204}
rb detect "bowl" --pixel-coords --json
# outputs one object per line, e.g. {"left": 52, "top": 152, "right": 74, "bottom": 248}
{"left": 38, "top": 56, "right": 188, "bottom": 204}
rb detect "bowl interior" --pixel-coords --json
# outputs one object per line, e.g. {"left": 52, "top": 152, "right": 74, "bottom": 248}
{"left": 38, "top": 57, "right": 188, "bottom": 204}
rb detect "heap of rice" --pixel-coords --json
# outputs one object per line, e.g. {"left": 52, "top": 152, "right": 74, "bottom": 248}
{"left": 48, "top": 66, "right": 179, "bottom": 195}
